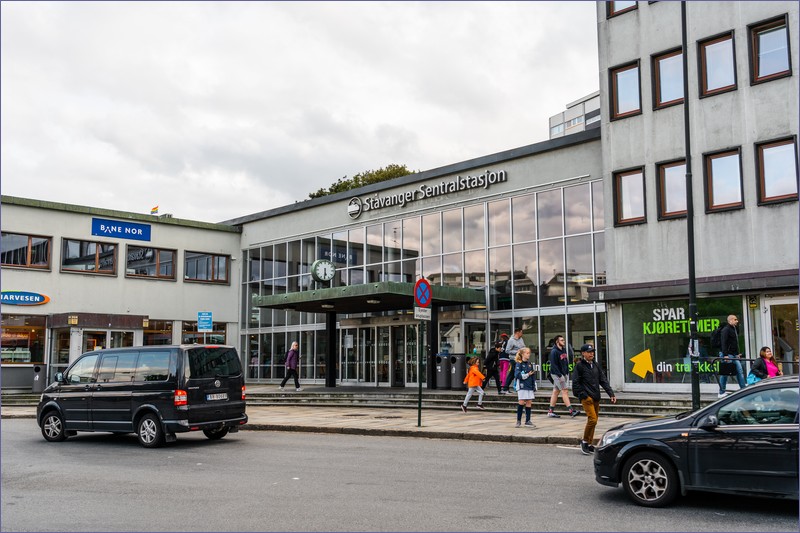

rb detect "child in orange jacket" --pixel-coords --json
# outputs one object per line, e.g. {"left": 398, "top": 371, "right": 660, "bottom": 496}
{"left": 461, "top": 356, "right": 486, "bottom": 412}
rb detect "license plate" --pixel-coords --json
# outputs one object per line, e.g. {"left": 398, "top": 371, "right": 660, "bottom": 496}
{"left": 206, "top": 392, "right": 228, "bottom": 401}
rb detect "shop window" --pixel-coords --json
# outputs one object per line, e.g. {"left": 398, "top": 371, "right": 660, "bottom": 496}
{"left": 657, "top": 160, "right": 687, "bottom": 219}
{"left": 182, "top": 320, "right": 226, "bottom": 344}
{"left": 749, "top": 15, "right": 791, "bottom": 84}
{"left": 610, "top": 61, "right": 641, "bottom": 119}
{"left": 704, "top": 149, "right": 743, "bottom": 212}
{"left": 184, "top": 251, "right": 229, "bottom": 283}
{"left": 62, "top": 238, "right": 117, "bottom": 274}
{"left": 756, "top": 137, "right": 798, "bottom": 205}
{"left": 1, "top": 232, "right": 51, "bottom": 269}
{"left": 613, "top": 168, "right": 646, "bottom": 225}
{"left": 144, "top": 319, "right": 174, "bottom": 345}
{"left": 125, "top": 245, "right": 176, "bottom": 279}
{"left": 653, "top": 48, "right": 684, "bottom": 108}
{"left": 607, "top": 1, "right": 637, "bottom": 18}
{"left": 1, "top": 314, "right": 46, "bottom": 363}
{"left": 699, "top": 32, "right": 736, "bottom": 97}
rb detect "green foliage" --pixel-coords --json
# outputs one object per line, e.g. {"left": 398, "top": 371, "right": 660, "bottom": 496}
{"left": 308, "top": 164, "right": 416, "bottom": 199}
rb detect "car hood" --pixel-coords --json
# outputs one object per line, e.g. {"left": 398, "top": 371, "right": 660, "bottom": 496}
{"left": 608, "top": 413, "right": 693, "bottom": 433}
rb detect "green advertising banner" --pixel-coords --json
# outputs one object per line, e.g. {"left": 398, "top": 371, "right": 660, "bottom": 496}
{"left": 622, "top": 296, "right": 743, "bottom": 384}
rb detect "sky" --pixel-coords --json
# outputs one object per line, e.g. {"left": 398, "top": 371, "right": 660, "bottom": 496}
{"left": 1, "top": 1, "right": 599, "bottom": 223}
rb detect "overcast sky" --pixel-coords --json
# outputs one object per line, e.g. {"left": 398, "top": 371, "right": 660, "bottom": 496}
{"left": 1, "top": 1, "right": 599, "bottom": 223}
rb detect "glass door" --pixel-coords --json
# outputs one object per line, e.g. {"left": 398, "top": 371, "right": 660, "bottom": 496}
{"left": 82, "top": 331, "right": 107, "bottom": 352}
{"left": 377, "top": 327, "right": 390, "bottom": 385}
{"left": 764, "top": 298, "right": 799, "bottom": 376}
{"left": 405, "top": 324, "right": 421, "bottom": 384}
{"left": 361, "top": 327, "right": 375, "bottom": 384}
{"left": 391, "top": 326, "right": 405, "bottom": 387}
{"left": 110, "top": 331, "right": 134, "bottom": 348}
{"left": 341, "top": 329, "right": 357, "bottom": 382}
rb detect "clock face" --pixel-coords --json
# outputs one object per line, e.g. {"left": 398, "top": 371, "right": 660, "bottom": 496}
{"left": 311, "top": 259, "right": 336, "bottom": 282}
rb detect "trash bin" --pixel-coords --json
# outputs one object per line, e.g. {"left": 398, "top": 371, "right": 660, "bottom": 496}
{"left": 435, "top": 354, "right": 451, "bottom": 390}
{"left": 450, "top": 353, "right": 467, "bottom": 391}
{"left": 32, "top": 365, "right": 46, "bottom": 393}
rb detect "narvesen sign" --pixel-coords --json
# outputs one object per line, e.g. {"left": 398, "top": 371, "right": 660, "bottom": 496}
{"left": 348, "top": 169, "right": 507, "bottom": 220}
{"left": 1, "top": 291, "right": 50, "bottom": 306}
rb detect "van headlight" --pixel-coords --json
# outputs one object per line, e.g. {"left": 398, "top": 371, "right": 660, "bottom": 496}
{"left": 599, "top": 429, "right": 625, "bottom": 447}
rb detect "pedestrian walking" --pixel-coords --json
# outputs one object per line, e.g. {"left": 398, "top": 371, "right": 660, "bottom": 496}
{"left": 461, "top": 356, "right": 486, "bottom": 412}
{"left": 482, "top": 342, "right": 503, "bottom": 393}
{"left": 572, "top": 344, "right": 615, "bottom": 455}
{"left": 547, "top": 335, "right": 579, "bottom": 418}
{"left": 501, "top": 328, "right": 526, "bottom": 394}
{"left": 278, "top": 341, "right": 303, "bottom": 391}
{"left": 718, "top": 314, "right": 746, "bottom": 398}
{"left": 513, "top": 347, "right": 536, "bottom": 428}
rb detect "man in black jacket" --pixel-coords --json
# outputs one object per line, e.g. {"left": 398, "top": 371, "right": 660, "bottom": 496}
{"left": 718, "top": 314, "right": 745, "bottom": 398}
{"left": 482, "top": 342, "right": 503, "bottom": 393}
{"left": 572, "top": 344, "right": 616, "bottom": 455}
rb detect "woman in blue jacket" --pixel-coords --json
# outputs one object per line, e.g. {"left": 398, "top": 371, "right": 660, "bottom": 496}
{"left": 513, "top": 347, "right": 536, "bottom": 428}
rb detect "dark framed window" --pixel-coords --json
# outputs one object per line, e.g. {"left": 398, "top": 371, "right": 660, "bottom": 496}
{"left": 61, "top": 239, "right": 117, "bottom": 274}
{"left": 613, "top": 168, "right": 646, "bottom": 226}
{"left": 607, "top": 1, "right": 637, "bottom": 18}
{"left": 1, "top": 232, "right": 51, "bottom": 269}
{"left": 610, "top": 61, "right": 641, "bottom": 119}
{"left": 704, "top": 148, "right": 743, "bottom": 212}
{"left": 749, "top": 15, "right": 791, "bottom": 84}
{"left": 652, "top": 48, "right": 684, "bottom": 108}
{"left": 656, "top": 159, "right": 687, "bottom": 219}
{"left": 699, "top": 32, "right": 737, "bottom": 97}
{"left": 756, "top": 137, "right": 798, "bottom": 205}
{"left": 184, "top": 251, "right": 230, "bottom": 283}
{"left": 125, "top": 245, "right": 176, "bottom": 280}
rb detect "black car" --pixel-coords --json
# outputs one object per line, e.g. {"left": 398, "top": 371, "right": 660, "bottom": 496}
{"left": 594, "top": 375, "right": 799, "bottom": 507}
{"left": 37, "top": 345, "right": 248, "bottom": 448}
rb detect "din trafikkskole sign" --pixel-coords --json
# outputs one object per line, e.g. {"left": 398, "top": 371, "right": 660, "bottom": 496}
{"left": 347, "top": 169, "right": 507, "bottom": 220}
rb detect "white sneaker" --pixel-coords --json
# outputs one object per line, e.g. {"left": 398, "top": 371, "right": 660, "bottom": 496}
{"left": 717, "top": 392, "right": 728, "bottom": 398}
{"left": 296, "top": 387, "right": 303, "bottom": 392}
{"left": 278, "top": 386, "right": 284, "bottom": 391}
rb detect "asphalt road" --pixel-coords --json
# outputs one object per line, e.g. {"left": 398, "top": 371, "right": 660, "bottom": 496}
{"left": 1, "top": 419, "right": 797, "bottom": 532}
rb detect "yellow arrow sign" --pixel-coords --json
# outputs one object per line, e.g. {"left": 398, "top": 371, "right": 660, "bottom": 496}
{"left": 630, "top": 349, "right": 654, "bottom": 379}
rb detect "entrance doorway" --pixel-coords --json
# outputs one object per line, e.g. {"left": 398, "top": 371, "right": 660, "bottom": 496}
{"left": 340, "top": 324, "right": 418, "bottom": 386}
{"left": 763, "top": 298, "right": 799, "bottom": 376}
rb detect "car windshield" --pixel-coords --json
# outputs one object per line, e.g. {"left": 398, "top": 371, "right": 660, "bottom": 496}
{"left": 185, "top": 347, "right": 242, "bottom": 379}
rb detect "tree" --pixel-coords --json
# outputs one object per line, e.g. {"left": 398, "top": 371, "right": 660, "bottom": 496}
{"left": 308, "top": 164, "right": 416, "bottom": 199}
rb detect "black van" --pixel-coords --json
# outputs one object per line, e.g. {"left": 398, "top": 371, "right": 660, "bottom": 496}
{"left": 36, "top": 345, "right": 248, "bottom": 448}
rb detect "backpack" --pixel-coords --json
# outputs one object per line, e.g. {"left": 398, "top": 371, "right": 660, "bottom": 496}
{"left": 710, "top": 324, "right": 725, "bottom": 351}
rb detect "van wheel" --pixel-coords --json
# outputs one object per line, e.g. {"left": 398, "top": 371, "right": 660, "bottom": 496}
{"left": 41, "top": 411, "right": 67, "bottom": 442}
{"left": 137, "top": 413, "right": 164, "bottom": 448}
{"left": 622, "top": 452, "right": 679, "bottom": 507}
{"left": 203, "top": 427, "right": 229, "bottom": 440}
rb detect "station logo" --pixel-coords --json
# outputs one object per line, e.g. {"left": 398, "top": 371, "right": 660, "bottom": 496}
{"left": 347, "top": 197, "right": 364, "bottom": 220}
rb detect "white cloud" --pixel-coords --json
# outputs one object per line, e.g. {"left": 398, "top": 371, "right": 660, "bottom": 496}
{"left": 1, "top": 1, "right": 599, "bottom": 222}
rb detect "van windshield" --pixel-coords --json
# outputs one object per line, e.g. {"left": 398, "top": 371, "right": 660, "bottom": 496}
{"left": 185, "top": 347, "right": 242, "bottom": 379}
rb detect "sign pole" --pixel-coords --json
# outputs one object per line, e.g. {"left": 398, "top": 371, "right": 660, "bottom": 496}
{"left": 413, "top": 278, "right": 433, "bottom": 428}
{"left": 418, "top": 320, "right": 423, "bottom": 427}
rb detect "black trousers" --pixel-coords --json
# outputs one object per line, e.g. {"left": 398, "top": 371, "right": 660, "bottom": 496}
{"left": 280, "top": 368, "right": 300, "bottom": 389}
{"left": 482, "top": 367, "right": 502, "bottom": 392}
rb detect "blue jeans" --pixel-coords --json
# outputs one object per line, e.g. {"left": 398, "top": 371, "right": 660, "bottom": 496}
{"left": 718, "top": 353, "right": 745, "bottom": 393}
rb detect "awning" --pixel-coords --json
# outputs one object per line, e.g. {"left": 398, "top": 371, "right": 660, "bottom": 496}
{"left": 254, "top": 282, "right": 485, "bottom": 314}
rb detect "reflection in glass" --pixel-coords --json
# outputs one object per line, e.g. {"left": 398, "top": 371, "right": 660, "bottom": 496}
{"left": 592, "top": 181, "right": 604, "bottom": 231}
{"left": 383, "top": 261, "right": 402, "bottom": 282}
{"left": 538, "top": 239, "right": 564, "bottom": 307}
{"left": 287, "top": 240, "right": 301, "bottom": 276}
{"left": 565, "top": 234, "right": 593, "bottom": 303}
{"left": 541, "top": 315, "right": 567, "bottom": 367}
{"left": 489, "top": 247, "right": 512, "bottom": 310}
{"left": 464, "top": 250, "right": 485, "bottom": 289}
{"left": 366, "top": 224, "right": 382, "bottom": 264}
{"left": 756, "top": 26, "right": 789, "bottom": 78}
{"left": 331, "top": 232, "right": 348, "bottom": 267}
{"left": 443, "top": 253, "right": 463, "bottom": 287}
{"left": 488, "top": 200, "right": 511, "bottom": 247}
{"left": 656, "top": 52, "right": 684, "bottom": 105}
{"left": 247, "top": 248, "right": 261, "bottom": 281}
{"left": 513, "top": 242, "right": 538, "bottom": 309}
{"left": 564, "top": 184, "right": 591, "bottom": 235}
{"left": 463, "top": 205, "right": 485, "bottom": 250}
{"left": 300, "top": 239, "right": 315, "bottom": 274}
{"left": 511, "top": 194, "right": 535, "bottom": 243}
{"left": 661, "top": 162, "right": 687, "bottom": 215}
{"left": 402, "top": 217, "right": 420, "bottom": 260}
{"left": 594, "top": 233, "right": 606, "bottom": 285}
{"left": 703, "top": 37, "right": 735, "bottom": 92}
{"left": 422, "top": 213, "right": 442, "bottom": 256}
{"left": 761, "top": 142, "right": 797, "bottom": 199}
{"left": 442, "top": 209, "right": 462, "bottom": 253}
{"left": 709, "top": 153, "right": 742, "bottom": 207}
{"left": 422, "top": 256, "right": 441, "bottom": 285}
{"left": 618, "top": 171, "right": 645, "bottom": 221}
{"left": 568, "top": 313, "right": 596, "bottom": 364}
{"left": 402, "top": 258, "right": 419, "bottom": 282}
{"left": 349, "top": 227, "right": 364, "bottom": 267}
{"left": 385, "top": 221, "right": 402, "bottom": 262}
{"left": 614, "top": 65, "right": 640, "bottom": 115}
{"left": 537, "top": 189, "right": 563, "bottom": 239}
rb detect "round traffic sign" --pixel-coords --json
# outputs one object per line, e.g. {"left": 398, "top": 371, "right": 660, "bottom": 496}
{"left": 414, "top": 278, "right": 432, "bottom": 308}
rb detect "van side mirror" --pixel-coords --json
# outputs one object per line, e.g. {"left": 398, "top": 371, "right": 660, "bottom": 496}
{"left": 55, "top": 372, "right": 63, "bottom": 383}
{"left": 699, "top": 414, "right": 719, "bottom": 430}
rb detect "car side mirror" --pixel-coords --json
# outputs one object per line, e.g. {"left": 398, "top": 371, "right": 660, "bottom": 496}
{"left": 55, "top": 372, "right": 64, "bottom": 383}
{"left": 699, "top": 414, "right": 719, "bottom": 430}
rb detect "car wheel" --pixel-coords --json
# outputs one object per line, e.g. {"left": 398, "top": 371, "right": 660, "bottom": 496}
{"left": 622, "top": 451, "right": 679, "bottom": 507}
{"left": 136, "top": 413, "right": 164, "bottom": 448}
{"left": 41, "top": 411, "right": 67, "bottom": 442}
{"left": 203, "top": 427, "right": 229, "bottom": 440}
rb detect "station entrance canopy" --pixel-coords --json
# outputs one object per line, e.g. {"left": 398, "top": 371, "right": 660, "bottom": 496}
{"left": 254, "top": 281, "right": 485, "bottom": 314}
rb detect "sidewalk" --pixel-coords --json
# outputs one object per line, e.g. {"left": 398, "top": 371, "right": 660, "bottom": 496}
{"left": 2, "top": 404, "right": 647, "bottom": 445}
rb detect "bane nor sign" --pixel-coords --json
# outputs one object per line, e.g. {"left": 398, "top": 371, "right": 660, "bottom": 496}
{"left": 92, "top": 218, "right": 152, "bottom": 242}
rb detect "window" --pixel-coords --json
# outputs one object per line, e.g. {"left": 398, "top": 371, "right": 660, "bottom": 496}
{"left": 653, "top": 48, "right": 684, "bottom": 108}
{"left": 97, "top": 352, "right": 137, "bottom": 383}
{"left": 65, "top": 354, "right": 99, "bottom": 384}
{"left": 756, "top": 138, "right": 798, "bottom": 204}
{"left": 144, "top": 320, "right": 173, "bottom": 345}
{"left": 1, "top": 233, "right": 51, "bottom": 269}
{"left": 613, "top": 168, "right": 646, "bottom": 225}
{"left": 550, "top": 123, "right": 565, "bottom": 136}
{"left": 62, "top": 239, "right": 117, "bottom": 274}
{"left": 125, "top": 246, "right": 176, "bottom": 279}
{"left": 699, "top": 32, "right": 736, "bottom": 96}
{"left": 567, "top": 116, "right": 584, "bottom": 127}
{"left": 718, "top": 387, "right": 798, "bottom": 426}
{"left": 134, "top": 350, "right": 172, "bottom": 382}
{"left": 607, "top": 1, "right": 637, "bottom": 18}
{"left": 610, "top": 62, "right": 641, "bottom": 119}
{"left": 657, "top": 160, "right": 687, "bottom": 219}
{"left": 184, "top": 251, "right": 229, "bottom": 283}
{"left": 704, "top": 149, "right": 743, "bottom": 212}
{"left": 749, "top": 16, "right": 791, "bottom": 84}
